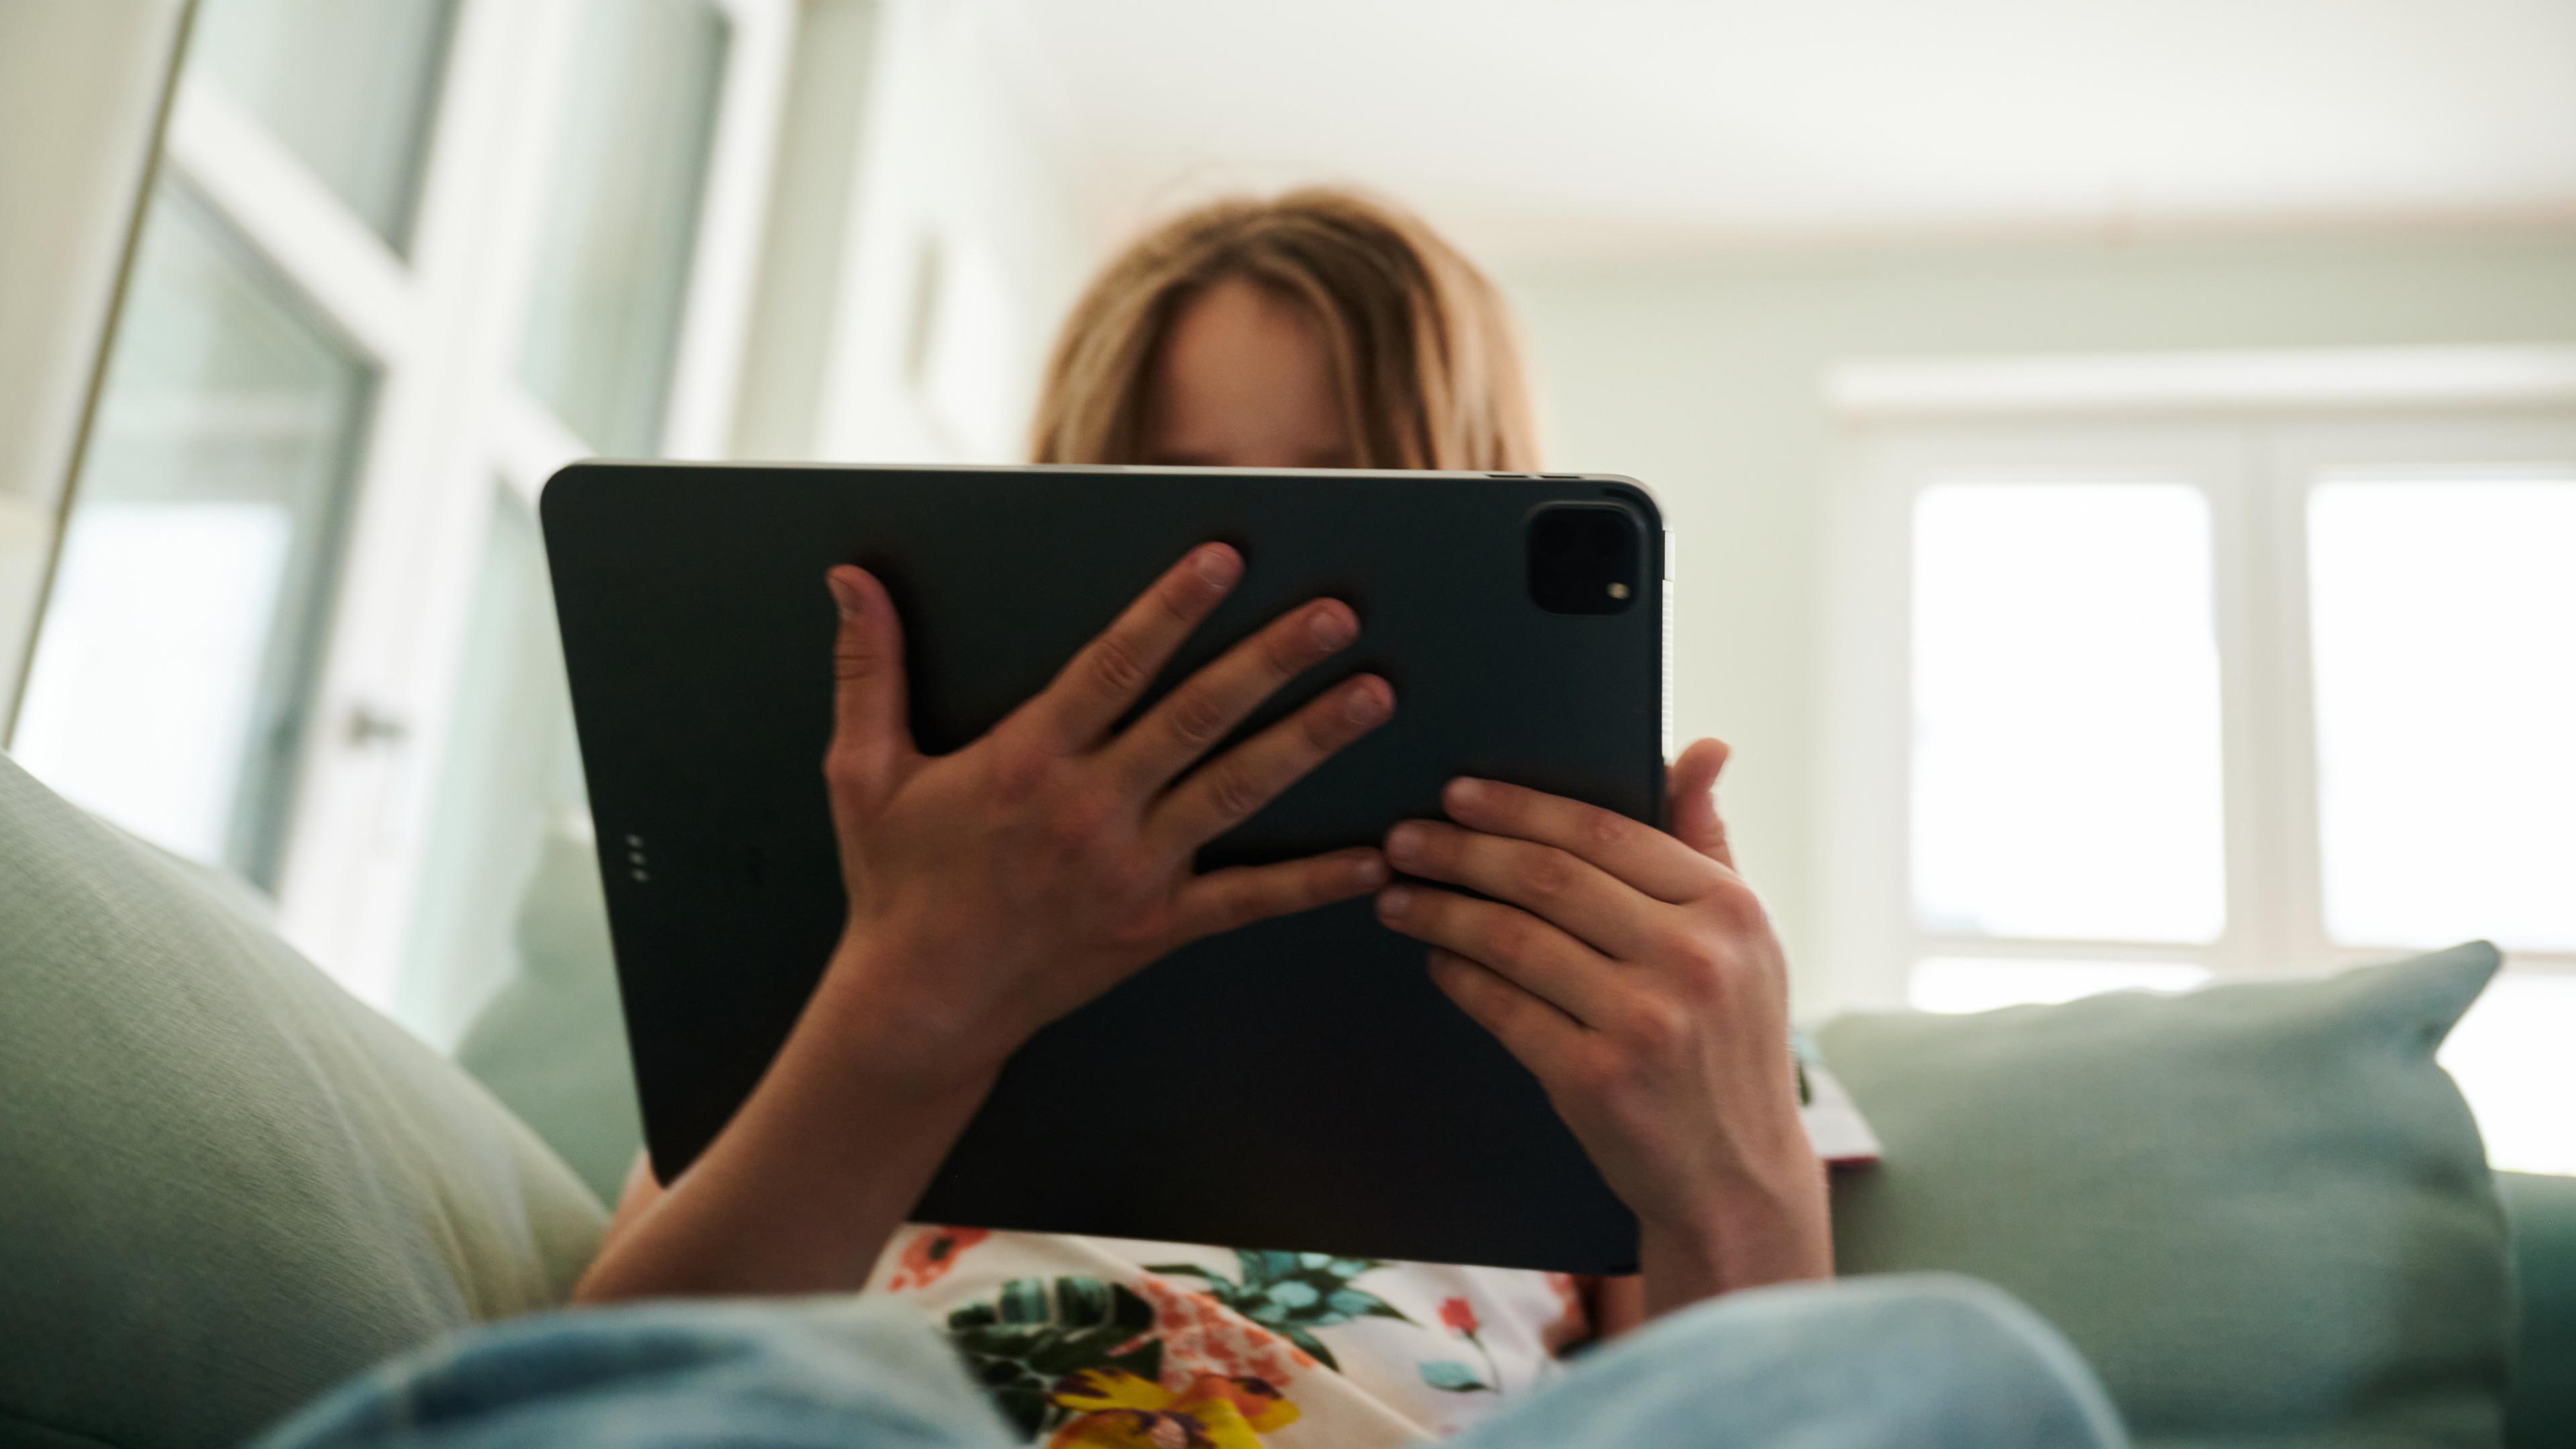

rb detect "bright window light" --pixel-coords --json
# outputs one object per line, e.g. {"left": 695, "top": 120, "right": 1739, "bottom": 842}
{"left": 516, "top": 0, "right": 731, "bottom": 457}
{"left": 1911, "top": 483, "right": 2227, "bottom": 943}
{"left": 11, "top": 181, "right": 372, "bottom": 885}
{"left": 14, "top": 503, "right": 291, "bottom": 862}
{"left": 1909, "top": 957, "right": 2212, "bottom": 1014}
{"left": 2308, "top": 478, "right": 2576, "bottom": 953}
{"left": 2440, "top": 970, "right": 2576, "bottom": 1175}
{"left": 190, "top": 0, "right": 455, "bottom": 250}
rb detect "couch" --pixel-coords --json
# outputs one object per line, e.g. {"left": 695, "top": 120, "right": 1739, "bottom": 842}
{"left": 1, "top": 757, "right": 2566, "bottom": 1449}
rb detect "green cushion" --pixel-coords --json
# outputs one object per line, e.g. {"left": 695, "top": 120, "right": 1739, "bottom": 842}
{"left": 2500, "top": 1171, "right": 2576, "bottom": 1448}
{"left": 0, "top": 753, "right": 608, "bottom": 1449}
{"left": 1818, "top": 945, "right": 2512, "bottom": 1449}
{"left": 453, "top": 824, "right": 643, "bottom": 1204}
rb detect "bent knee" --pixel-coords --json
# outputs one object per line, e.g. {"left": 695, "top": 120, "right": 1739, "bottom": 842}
{"left": 1637, "top": 1273, "right": 2127, "bottom": 1448}
{"left": 1834, "top": 1274, "right": 2126, "bottom": 1447}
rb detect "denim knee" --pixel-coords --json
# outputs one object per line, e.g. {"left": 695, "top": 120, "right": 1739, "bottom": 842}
{"left": 1454, "top": 1271, "right": 2127, "bottom": 1449}
{"left": 1822, "top": 1273, "right": 2126, "bottom": 1447}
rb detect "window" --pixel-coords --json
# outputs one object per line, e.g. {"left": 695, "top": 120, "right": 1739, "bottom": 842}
{"left": 1829, "top": 405, "right": 2576, "bottom": 1173}
{"left": 187, "top": 0, "right": 457, "bottom": 252}
{"left": 515, "top": 0, "right": 734, "bottom": 458}
{"left": 397, "top": 482, "right": 585, "bottom": 1047}
{"left": 1909, "top": 482, "right": 2226, "bottom": 945}
{"left": 15, "top": 180, "right": 373, "bottom": 888}
{"left": 11, "top": 0, "right": 797, "bottom": 1028}
{"left": 2306, "top": 478, "right": 2576, "bottom": 954}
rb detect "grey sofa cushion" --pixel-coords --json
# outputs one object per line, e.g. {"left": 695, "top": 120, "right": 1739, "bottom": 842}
{"left": 1819, "top": 945, "right": 2512, "bottom": 1449}
{"left": 0, "top": 753, "right": 606, "bottom": 1449}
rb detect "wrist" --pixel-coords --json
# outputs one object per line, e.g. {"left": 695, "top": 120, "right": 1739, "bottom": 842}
{"left": 806, "top": 934, "right": 1017, "bottom": 1102}
{"left": 578, "top": 938, "right": 1004, "bottom": 1303}
{"left": 1635, "top": 1157, "right": 1833, "bottom": 1317}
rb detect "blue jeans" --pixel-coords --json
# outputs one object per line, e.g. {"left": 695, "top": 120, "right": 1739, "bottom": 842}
{"left": 257, "top": 1275, "right": 2126, "bottom": 1449}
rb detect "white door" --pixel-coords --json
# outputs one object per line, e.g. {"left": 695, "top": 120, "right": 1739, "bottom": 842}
{"left": 9, "top": 0, "right": 799, "bottom": 1032}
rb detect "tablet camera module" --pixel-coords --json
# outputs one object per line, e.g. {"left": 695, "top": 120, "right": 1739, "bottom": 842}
{"left": 1526, "top": 502, "right": 1643, "bottom": 614}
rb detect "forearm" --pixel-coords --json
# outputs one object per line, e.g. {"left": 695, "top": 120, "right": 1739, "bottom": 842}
{"left": 574, "top": 955, "right": 994, "bottom": 1303}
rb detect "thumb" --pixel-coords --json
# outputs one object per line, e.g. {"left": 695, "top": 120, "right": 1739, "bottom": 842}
{"left": 822, "top": 566, "right": 916, "bottom": 816}
{"left": 1666, "top": 737, "right": 1735, "bottom": 869}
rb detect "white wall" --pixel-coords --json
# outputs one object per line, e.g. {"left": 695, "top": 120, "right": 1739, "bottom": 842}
{"left": 0, "top": 0, "right": 188, "bottom": 714}
{"left": 760, "top": 21, "right": 2576, "bottom": 1018}
{"left": 808, "top": 0, "right": 1093, "bottom": 465}
{"left": 1497, "top": 225, "right": 2576, "bottom": 1003}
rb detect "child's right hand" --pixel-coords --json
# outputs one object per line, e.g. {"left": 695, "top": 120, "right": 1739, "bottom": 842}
{"left": 808, "top": 542, "right": 1395, "bottom": 1095}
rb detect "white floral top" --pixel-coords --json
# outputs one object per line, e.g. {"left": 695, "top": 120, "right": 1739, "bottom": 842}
{"left": 866, "top": 1226, "right": 1581, "bottom": 1448}
{"left": 861, "top": 1049, "right": 1878, "bottom": 1449}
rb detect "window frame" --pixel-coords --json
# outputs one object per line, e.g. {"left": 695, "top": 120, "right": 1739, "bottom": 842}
{"left": 2259, "top": 415, "right": 2576, "bottom": 975}
{"left": 96, "top": 0, "right": 798, "bottom": 1005}
{"left": 1819, "top": 421, "right": 2263, "bottom": 1007}
{"left": 1819, "top": 355, "right": 2576, "bottom": 1015}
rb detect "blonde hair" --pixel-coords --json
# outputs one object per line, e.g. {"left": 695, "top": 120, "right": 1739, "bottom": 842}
{"left": 1029, "top": 189, "right": 1540, "bottom": 472}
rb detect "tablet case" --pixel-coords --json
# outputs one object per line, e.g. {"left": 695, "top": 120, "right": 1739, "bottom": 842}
{"left": 543, "top": 463, "right": 1668, "bottom": 1271}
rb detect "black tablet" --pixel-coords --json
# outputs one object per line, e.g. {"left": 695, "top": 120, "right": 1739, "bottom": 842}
{"left": 542, "top": 462, "right": 1669, "bottom": 1271}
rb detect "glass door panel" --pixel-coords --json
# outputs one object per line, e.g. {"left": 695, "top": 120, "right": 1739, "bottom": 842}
{"left": 517, "top": 0, "right": 732, "bottom": 456}
{"left": 400, "top": 483, "right": 590, "bottom": 1049}
{"left": 13, "top": 182, "right": 373, "bottom": 888}
{"left": 191, "top": 0, "right": 460, "bottom": 252}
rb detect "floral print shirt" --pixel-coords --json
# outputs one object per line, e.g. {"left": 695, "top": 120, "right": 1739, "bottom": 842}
{"left": 865, "top": 1044, "right": 1880, "bottom": 1448}
{"left": 867, "top": 1227, "right": 1583, "bottom": 1448}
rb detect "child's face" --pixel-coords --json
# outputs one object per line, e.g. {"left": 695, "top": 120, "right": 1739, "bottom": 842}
{"left": 1140, "top": 275, "right": 1353, "bottom": 471}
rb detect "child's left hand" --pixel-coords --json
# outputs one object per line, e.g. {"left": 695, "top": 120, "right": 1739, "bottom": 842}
{"left": 1373, "top": 738, "right": 1830, "bottom": 1315}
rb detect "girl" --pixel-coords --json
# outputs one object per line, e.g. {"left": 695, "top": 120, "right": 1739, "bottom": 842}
{"left": 575, "top": 191, "right": 1831, "bottom": 1448}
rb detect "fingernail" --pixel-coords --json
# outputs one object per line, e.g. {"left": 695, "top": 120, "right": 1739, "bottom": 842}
{"left": 1385, "top": 822, "right": 1424, "bottom": 865}
{"left": 1446, "top": 777, "right": 1483, "bottom": 810}
{"left": 1309, "top": 604, "right": 1355, "bottom": 650}
{"left": 1377, "top": 885, "right": 1413, "bottom": 917}
{"left": 1343, "top": 680, "right": 1387, "bottom": 725}
{"left": 827, "top": 570, "right": 865, "bottom": 618}
{"left": 1195, "top": 545, "right": 1240, "bottom": 589}
{"left": 1350, "top": 854, "right": 1389, "bottom": 888}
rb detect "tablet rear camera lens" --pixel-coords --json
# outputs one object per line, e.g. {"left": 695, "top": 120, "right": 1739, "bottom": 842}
{"left": 1527, "top": 504, "right": 1643, "bottom": 614}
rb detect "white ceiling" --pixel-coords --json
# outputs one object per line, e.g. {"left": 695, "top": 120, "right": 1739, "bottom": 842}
{"left": 976, "top": 0, "right": 2576, "bottom": 261}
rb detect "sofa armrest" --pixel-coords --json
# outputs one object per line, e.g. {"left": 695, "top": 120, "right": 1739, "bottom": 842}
{"left": 2501, "top": 1171, "right": 2576, "bottom": 1449}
